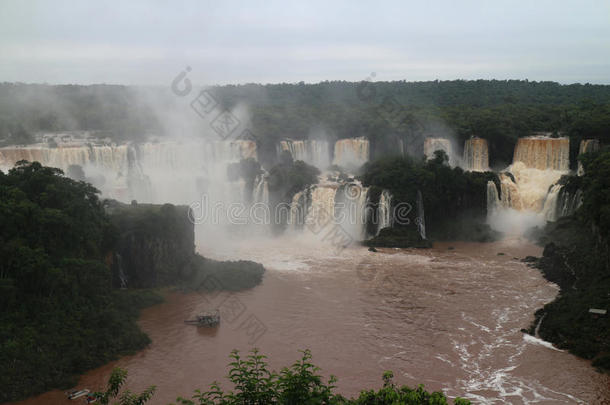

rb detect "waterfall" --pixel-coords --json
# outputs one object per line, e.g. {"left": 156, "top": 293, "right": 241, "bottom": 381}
{"left": 424, "top": 138, "right": 454, "bottom": 165}
{"left": 288, "top": 181, "right": 371, "bottom": 240}
{"left": 577, "top": 139, "right": 600, "bottom": 175}
{"left": 0, "top": 138, "right": 259, "bottom": 225}
{"left": 377, "top": 190, "right": 392, "bottom": 235}
{"left": 486, "top": 136, "right": 572, "bottom": 233}
{"left": 498, "top": 137, "right": 570, "bottom": 212}
{"left": 463, "top": 137, "right": 489, "bottom": 171}
{"left": 253, "top": 174, "right": 269, "bottom": 205}
{"left": 334, "top": 183, "right": 369, "bottom": 240}
{"left": 486, "top": 181, "right": 501, "bottom": 218}
{"left": 541, "top": 184, "right": 563, "bottom": 222}
{"left": 557, "top": 187, "right": 583, "bottom": 218}
{"left": 279, "top": 140, "right": 307, "bottom": 161}
{"left": 279, "top": 139, "right": 330, "bottom": 169}
{"left": 332, "top": 137, "right": 370, "bottom": 169}
{"left": 305, "top": 185, "right": 338, "bottom": 230}
{"left": 132, "top": 139, "right": 257, "bottom": 205}
{"left": 0, "top": 144, "right": 130, "bottom": 200}
{"left": 512, "top": 136, "right": 570, "bottom": 171}
{"left": 289, "top": 189, "right": 310, "bottom": 229}
{"left": 309, "top": 140, "right": 330, "bottom": 169}
{"left": 115, "top": 253, "right": 128, "bottom": 289}
{"left": 416, "top": 190, "right": 426, "bottom": 240}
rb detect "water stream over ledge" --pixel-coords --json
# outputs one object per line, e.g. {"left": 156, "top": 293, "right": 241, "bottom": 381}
{"left": 14, "top": 239, "right": 610, "bottom": 405}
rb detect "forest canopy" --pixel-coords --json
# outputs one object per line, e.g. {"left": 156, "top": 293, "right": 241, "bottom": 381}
{"left": 1, "top": 80, "right": 609, "bottom": 168}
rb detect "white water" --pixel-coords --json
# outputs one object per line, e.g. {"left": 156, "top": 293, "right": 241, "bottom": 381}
{"left": 332, "top": 137, "right": 370, "bottom": 170}
{"left": 279, "top": 139, "right": 330, "bottom": 169}
{"left": 424, "top": 137, "right": 456, "bottom": 166}
{"left": 463, "top": 137, "right": 489, "bottom": 172}
{"left": 487, "top": 137, "right": 572, "bottom": 234}
{"left": 377, "top": 190, "right": 393, "bottom": 235}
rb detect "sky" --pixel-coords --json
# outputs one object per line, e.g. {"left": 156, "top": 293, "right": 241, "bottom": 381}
{"left": 1, "top": 0, "right": 609, "bottom": 85}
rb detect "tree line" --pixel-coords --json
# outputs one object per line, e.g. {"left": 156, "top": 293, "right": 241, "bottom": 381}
{"left": 1, "top": 80, "right": 609, "bottom": 168}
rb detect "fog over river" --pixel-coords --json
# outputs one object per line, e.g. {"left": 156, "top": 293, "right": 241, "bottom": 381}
{"left": 15, "top": 239, "right": 610, "bottom": 405}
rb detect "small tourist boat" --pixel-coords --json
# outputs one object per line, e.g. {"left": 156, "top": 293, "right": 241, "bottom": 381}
{"left": 184, "top": 310, "right": 220, "bottom": 327}
{"left": 66, "top": 389, "right": 90, "bottom": 400}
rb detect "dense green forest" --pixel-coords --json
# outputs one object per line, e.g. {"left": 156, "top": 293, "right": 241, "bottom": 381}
{"left": 527, "top": 147, "right": 610, "bottom": 371}
{"left": 0, "top": 162, "right": 161, "bottom": 402}
{"left": 2, "top": 80, "right": 610, "bottom": 168}
{"left": 0, "top": 162, "right": 265, "bottom": 402}
{"left": 91, "top": 349, "right": 470, "bottom": 405}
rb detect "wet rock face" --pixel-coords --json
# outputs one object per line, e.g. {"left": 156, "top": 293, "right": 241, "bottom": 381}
{"left": 109, "top": 202, "right": 195, "bottom": 288}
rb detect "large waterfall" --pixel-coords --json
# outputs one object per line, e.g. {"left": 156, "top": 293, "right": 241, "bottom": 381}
{"left": 424, "top": 138, "right": 455, "bottom": 165}
{"left": 512, "top": 136, "right": 570, "bottom": 171}
{"left": 133, "top": 140, "right": 256, "bottom": 204}
{"left": 487, "top": 136, "right": 576, "bottom": 231}
{"left": 279, "top": 139, "right": 330, "bottom": 169}
{"left": 332, "top": 137, "right": 370, "bottom": 169}
{"left": 0, "top": 144, "right": 131, "bottom": 200}
{"left": 463, "top": 137, "right": 489, "bottom": 171}
{"left": 287, "top": 181, "right": 393, "bottom": 241}
{"left": 0, "top": 139, "right": 258, "bottom": 207}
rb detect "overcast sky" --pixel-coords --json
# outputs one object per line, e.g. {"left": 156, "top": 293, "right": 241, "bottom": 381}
{"left": 1, "top": 0, "right": 609, "bottom": 85}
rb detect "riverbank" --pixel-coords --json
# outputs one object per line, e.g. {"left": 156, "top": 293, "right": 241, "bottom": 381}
{"left": 526, "top": 216, "right": 610, "bottom": 372}
{"left": 14, "top": 239, "right": 609, "bottom": 404}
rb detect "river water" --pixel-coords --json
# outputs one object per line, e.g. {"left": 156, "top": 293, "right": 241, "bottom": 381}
{"left": 14, "top": 239, "right": 610, "bottom": 404}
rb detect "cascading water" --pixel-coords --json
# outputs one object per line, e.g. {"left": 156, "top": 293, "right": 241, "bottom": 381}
{"left": 305, "top": 185, "right": 339, "bottom": 231}
{"left": 577, "top": 139, "right": 600, "bottom": 176}
{"left": 377, "top": 190, "right": 392, "bottom": 235}
{"left": 0, "top": 138, "right": 259, "bottom": 236}
{"left": 416, "top": 190, "right": 426, "bottom": 240}
{"left": 279, "top": 139, "right": 330, "bottom": 169}
{"left": 487, "top": 136, "right": 572, "bottom": 233}
{"left": 288, "top": 181, "right": 372, "bottom": 240}
{"left": 463, "top": 137, "right": 489, "bottom": 172}
{"left": 289, "top": 189, "right": 310, "bottom": 230}
{"left": 541, "top": 184, "right": 563, "bottom": 222}
{"left": 512, "top": 136, "right": 570, "bottom": 171}
{"left": 279, "top": 140, "right": 307, "bottom": 161}
{"left": 424, "top": 137, "right": 454, "bottom": 165}
{"left": 557, "top": 188, "right": 583, "bottom": 218}
{"left": 486, "top": 181, "right": 500, "bottom": 217}
{"left": 334, "top": 182, "right": 369, "bottom": 240}
{"left": 332, "top": 137, "right": 370, "bottom": 169}
{"left": 253, "top": 174, "right": 269, "bottom": 205}
{"left": 0, "top": 143, "right": 130, "bottom": 200}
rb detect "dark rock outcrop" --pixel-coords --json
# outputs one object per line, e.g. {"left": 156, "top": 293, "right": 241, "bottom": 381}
{"left": 106, "top": 201, "right": 265, "bottom": 290}
{"left": 365, "top": 227, "right": 433, "bottom": 249}
{"left": 108, "top": 202, "right": 195, "bottom": 288}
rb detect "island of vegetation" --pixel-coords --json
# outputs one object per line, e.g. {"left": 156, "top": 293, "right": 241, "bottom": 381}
{"left": 362, "top": 150, "right": 500, "bottom": 247}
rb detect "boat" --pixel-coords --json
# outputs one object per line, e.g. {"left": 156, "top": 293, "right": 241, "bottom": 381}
{"left": 184, "top": 309, "right": 220, "bottom": 327}
{"left": 66, "top": 389, "right": 90, "bottom": 400}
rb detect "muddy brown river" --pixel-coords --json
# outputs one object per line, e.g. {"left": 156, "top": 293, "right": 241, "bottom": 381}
{"left": 14, "top": 239, "right": 610, "bottom": 404}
